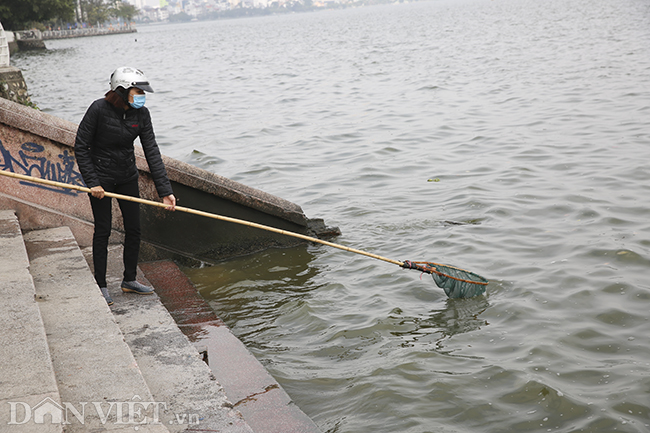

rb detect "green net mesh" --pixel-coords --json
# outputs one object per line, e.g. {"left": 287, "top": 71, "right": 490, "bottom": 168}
{"left": 403, "top": 261, "right": 488, "bottom": 298}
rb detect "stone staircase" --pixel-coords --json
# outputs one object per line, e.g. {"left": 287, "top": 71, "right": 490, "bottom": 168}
{"left": 0, "top": 209, "right": 254, "bottom": 432}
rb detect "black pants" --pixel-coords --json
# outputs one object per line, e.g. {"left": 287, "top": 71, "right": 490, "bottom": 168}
{"left": 89, "top": 179, "right": 140, "bottom": 288}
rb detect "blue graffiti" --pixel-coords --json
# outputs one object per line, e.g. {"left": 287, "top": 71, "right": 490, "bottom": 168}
{"left": 0, "top": 139, "right": 85, "bottom": 196}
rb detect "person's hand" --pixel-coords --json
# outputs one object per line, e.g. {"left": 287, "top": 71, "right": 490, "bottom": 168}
{"left": 163, "top": 194, "right": 176, "bottom": 211}
{"left": 90, "top": 186, "right": 105, "bottom": 199}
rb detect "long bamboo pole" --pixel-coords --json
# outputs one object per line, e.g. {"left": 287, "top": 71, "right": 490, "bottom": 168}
{"left": 0, "top": 170, "right": 404, "bottom": 267}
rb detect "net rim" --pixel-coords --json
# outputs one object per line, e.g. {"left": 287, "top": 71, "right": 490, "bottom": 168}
{"left": 408, "top": 261, "right": 489, "bottom": 286}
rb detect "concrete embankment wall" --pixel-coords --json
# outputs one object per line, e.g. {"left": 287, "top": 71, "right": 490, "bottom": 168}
{"left": 41, "top": 26, "right": 137, "bottom": 40}
{"left": 5, "top": 28, "right": 46, "bottom": 51}
{"left": 3, "top": 26, "right": 137, "bottom": 54}
{"left": 0, "top": 96, "right": 320, "bottom": 264}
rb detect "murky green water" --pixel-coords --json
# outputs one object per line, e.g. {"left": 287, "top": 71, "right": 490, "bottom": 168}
{"left": 13, "top": 0, "right": 650, "bottom": 431}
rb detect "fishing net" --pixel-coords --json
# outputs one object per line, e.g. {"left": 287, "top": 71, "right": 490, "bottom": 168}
{"left": 402, "top": 260, "right": 488, "bottom": 298}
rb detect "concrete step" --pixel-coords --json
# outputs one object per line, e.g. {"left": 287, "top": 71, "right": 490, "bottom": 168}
{"left": 0, "top": 210, "right": 62, "bottom": 433}
{"left": 90, "top": 246, "right": 253, "bottom": 433}
{"left": 88, "top": 246, "right": 320, "bottom": 433}
{"left": 23, "top": 226, "right": 170, "bottom": 433}
{"left": 0, "top": 210, "right": 313, "bottom": 433}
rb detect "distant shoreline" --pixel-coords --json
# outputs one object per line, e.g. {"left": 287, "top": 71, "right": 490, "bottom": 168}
{"left": 4, "top": 26, "right": 137, "bottom": 53}
{"left": 41, "top": 26, "right": 136, "bottom": 40}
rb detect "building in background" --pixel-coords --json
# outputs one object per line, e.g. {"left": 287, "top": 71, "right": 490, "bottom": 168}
{"left": 127, "top": 0, "right": 167, "bottom": 8}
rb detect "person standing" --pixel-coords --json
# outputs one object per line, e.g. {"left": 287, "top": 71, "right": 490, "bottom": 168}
{"left": 74, "top": 66, "right": 176, "bottom": 305}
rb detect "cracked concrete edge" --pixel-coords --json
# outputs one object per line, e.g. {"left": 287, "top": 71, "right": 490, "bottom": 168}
{"left": 137, "top": 260, "right": 323, "bottom": 433}
{"left": 110, "top": 297, "right": 254, "bottom": 433}
{"left": 82, "top": 244, "right": 254, "bottom": 433}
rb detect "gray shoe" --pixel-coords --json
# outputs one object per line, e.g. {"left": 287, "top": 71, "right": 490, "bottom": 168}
{"left": 121, "top": 280, "right": 154, "bottom": 295}
{"left": 100, "top": 287, "right": 114, "bottom": 305}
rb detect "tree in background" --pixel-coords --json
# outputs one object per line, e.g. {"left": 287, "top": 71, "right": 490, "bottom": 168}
{"left": 80, "top": 0, "right": 111, "bottom": 24}
{"left": 0, "top": 0, "right": 75, "bottom": 30}
{"left": 77, "top": 0, "right": 138, "bottom": 25}
{"left": 110, "top": 1, "right": 138, "bottom": 22}
{"left": 0, "top": 0, "right": 136, "bottom": 30}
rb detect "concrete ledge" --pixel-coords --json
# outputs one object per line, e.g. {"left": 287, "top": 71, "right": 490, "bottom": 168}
{"left": 150, "top": 152, "right": 308, "bottom": 226}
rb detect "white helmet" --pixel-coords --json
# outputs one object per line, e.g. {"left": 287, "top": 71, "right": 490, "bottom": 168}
{"left": 109, "top": 66, "right": 154, "bottom": 93}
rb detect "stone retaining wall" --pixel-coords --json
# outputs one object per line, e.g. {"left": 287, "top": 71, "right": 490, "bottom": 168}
{"left": 0, "top": 66, "right": 31, "bottom": 105}
{"left": 42, "top": 25, "right": 137, "bottom": 40}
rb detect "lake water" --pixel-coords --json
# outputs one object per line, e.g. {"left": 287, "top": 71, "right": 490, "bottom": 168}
{"left": 12, "top": 0, "right": 650, "bottom": 431}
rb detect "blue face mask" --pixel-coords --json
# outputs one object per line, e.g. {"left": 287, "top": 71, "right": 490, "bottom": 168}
{"left": 129, "top": 94, "right": 146, "bottom": 109}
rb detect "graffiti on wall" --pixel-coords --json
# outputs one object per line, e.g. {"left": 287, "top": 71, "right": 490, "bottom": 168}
{"left": 0, "top": 140, "right": 85, "bottom": 195}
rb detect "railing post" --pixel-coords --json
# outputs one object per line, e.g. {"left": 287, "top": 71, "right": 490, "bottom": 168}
{"left": 0, "top": 23, "right": 9, "bottom": 67}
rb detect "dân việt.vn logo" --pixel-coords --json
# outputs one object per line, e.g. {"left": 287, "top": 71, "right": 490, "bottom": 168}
{"left": 5, "top": 395, "right": 202, "bottom": 427}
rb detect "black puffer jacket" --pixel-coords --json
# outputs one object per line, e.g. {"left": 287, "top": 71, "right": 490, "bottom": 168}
{"left": 74, "top": 98, "right": 173, "bottom": 198}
